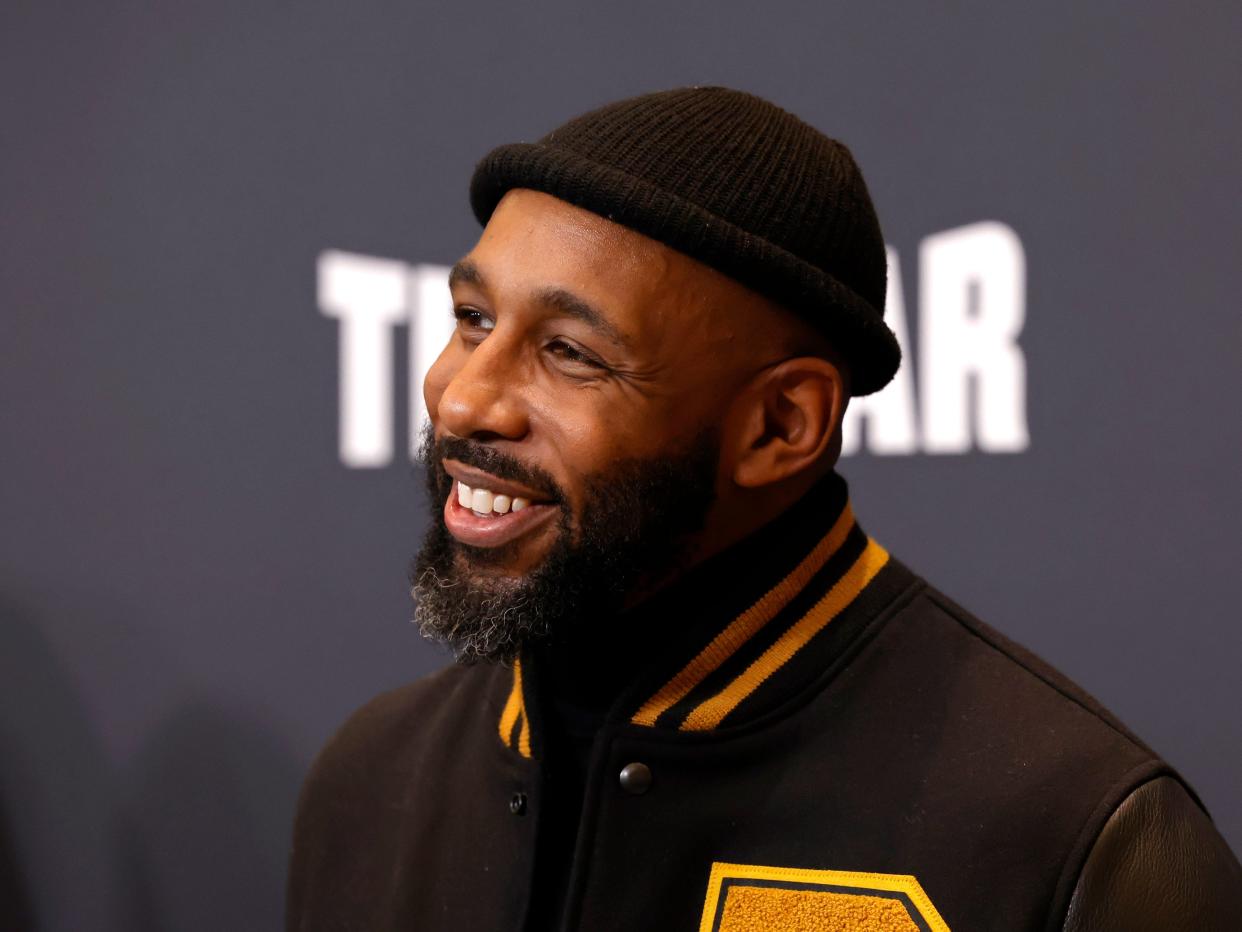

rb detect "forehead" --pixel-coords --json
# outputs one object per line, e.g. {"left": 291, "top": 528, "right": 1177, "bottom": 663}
{"left": 462, "top": 189, "right": 710, "bottom": 342}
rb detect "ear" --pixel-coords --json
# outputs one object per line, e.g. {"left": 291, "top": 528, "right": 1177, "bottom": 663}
{"left": 728, "top": 357, "right": 847, "bottom": 489}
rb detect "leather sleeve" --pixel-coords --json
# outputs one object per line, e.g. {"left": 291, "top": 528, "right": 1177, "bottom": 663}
{"left": 1062, "top": 775, "right": 1242, "bottom": 931}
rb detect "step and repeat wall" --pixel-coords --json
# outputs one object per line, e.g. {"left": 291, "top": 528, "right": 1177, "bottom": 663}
{"left": 3, "top": 3, "right": 1239, "bottom": 929}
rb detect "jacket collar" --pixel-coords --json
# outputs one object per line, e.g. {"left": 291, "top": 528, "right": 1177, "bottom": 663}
{"left": 497, "top": 471, "right": 909, "bottom": 758}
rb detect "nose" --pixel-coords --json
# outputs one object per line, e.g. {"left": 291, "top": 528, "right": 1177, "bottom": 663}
{"left": 434, "top": 335, "right": 530, "bottom": 442}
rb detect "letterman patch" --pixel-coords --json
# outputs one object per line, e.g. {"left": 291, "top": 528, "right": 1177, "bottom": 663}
{"left": 699, "top": 862, "right": 950, "bottom": 932}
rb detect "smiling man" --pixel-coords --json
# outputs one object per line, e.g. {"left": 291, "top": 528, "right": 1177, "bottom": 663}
{"left": 287, "top": 88, "right": 1241, "bottom": 931}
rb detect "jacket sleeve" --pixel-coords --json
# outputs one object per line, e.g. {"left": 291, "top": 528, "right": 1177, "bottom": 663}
{"left": 1061, "top": 775, "right": 1242, "bottom": 931}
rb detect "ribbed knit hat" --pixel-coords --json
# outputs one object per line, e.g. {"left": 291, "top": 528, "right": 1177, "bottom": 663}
{"left": 470, "top": 87, "right": 899, "bottom": 396}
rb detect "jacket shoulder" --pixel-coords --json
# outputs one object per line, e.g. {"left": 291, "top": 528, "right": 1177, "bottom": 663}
{"left": 915, "top": 580, "right": 1156, "bottom": 757}
{"left": 286, "top": 661, "right": 511, "bottom": 930}
{"left": 880, "top": 572, "right": 1212, "bottom": 926}
{"left": 299, "top": 660, "right": 505, "bottom": 795}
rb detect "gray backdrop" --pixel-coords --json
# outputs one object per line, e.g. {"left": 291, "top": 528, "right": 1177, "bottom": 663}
{"left": 3, "top": 2, "right": 1239, "bottom": 929}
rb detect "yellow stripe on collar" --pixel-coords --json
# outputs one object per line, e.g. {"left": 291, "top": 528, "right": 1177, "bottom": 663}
{"left": 631, "top": 503, "right": 857, "bottom": 728}
{"left": 498, "top": 658, "right": 532, "bottom": 758}
{"left": 517, "top": 697, "right": 531, "bottom": 758}
{"left": 680, "top": 539, "right": 889, "bottom": 731}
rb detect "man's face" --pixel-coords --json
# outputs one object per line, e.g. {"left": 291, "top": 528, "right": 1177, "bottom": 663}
{"left": 413, "top": 189, "right": 783, "bottom": 661}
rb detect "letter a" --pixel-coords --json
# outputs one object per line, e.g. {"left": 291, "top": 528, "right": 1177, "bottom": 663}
{"left": 919, "top": 223, "right": 1028, "bottom": 453}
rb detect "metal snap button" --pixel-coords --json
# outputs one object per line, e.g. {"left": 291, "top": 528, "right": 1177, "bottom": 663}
{"left": 618, "top": 762, "right": 652, "bottom": 795}
{"left": 509, "top": 792, "right": 527, "bottom": 815}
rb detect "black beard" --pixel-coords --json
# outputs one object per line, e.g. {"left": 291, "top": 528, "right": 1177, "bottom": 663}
{"left": 409, "top": 424, "right": 719, "bottom": 664}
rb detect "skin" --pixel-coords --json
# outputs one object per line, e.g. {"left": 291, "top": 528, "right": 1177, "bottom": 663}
{"left": 423, "top": 188, "right": 850, "bottom": 591}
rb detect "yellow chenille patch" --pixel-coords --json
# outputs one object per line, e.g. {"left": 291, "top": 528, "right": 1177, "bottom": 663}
{"left": 700, "top": 863, "right": 949, "bottom": 932}
{"left": 718, "top": 886, "right": 920, "bottom": 931}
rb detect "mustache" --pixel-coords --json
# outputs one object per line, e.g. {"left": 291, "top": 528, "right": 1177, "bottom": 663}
{"left": 422, "top": 432, "right": 564, "bottom": 505}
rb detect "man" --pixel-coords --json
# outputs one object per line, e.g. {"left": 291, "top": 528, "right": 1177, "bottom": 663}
{"left": 287, "top": 87, "right": 1241, "bottom": 930}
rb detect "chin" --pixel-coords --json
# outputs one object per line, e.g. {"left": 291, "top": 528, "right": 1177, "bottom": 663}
{"left": 449, "top": 536, "right": 555, "bottom": 579}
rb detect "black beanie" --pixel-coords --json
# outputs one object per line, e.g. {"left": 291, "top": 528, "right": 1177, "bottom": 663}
{"left": 469, "top": 86, "right": 900, "bottom": 396}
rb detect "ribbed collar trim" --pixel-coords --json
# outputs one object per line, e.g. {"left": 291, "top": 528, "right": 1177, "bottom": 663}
{"left": 497, "top": 471, "right": 895, "bottom": 757}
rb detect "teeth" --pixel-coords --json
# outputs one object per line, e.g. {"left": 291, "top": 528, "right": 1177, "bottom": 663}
{"left": 471, "top": 488, "right": 494, "bottom": 515}
{"left": 454, "top": 479, "right": 535, "bottom": 516}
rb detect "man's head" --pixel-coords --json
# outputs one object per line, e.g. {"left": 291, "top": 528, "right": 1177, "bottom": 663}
{"left": 411, "top": 87, "right": 899, "bottom": 663}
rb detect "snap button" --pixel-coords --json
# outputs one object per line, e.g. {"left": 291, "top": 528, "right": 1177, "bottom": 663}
{"left": 509, "top": 792, "right": 527, "bottom": 815}
{"left": 618, "top": 762, "right": 652, "bottom": 795}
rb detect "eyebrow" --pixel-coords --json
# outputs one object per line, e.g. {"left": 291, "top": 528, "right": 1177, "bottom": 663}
{"left": 448, "top": 259, "right": 630, "bottom": 350}
{"left": 533, "top": 286, "right": 629, "bottom": 349}
{"left": 448, "top": 259, "right": 483, "bottom": 290}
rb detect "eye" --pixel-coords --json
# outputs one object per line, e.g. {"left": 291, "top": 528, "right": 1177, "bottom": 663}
{"left": 453, "top": 306, "right": 494, "bottom": 333}
{"left": 547, "top": 339, "right": 606, "bottom": 370}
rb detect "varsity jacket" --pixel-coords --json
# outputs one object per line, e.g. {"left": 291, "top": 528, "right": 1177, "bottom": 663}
{"left": 287, "top": 473, "right": 1242, "bottom": 930}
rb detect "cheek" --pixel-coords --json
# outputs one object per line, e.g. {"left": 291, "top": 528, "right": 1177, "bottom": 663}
{"left": 530, "top": 391, "right": 677, "bottom": 486}
{"left": 529, "top": 395, "right": 604, "bottom": 472}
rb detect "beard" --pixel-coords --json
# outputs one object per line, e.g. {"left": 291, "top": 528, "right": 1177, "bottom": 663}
{"left": 409, "top": 423, "right": 719, "bottom": 665}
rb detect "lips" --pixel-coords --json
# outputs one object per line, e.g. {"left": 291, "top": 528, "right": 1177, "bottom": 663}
{"left": 441, "top": 460, "right": 558, "bottom": 549}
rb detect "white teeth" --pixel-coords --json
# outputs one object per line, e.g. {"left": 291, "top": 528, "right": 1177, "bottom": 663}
{"left": 471, "top": 488, "right": 494, "bottom": 515}
{"left": 455, "top": 479, "right": 534, "bottom": 516}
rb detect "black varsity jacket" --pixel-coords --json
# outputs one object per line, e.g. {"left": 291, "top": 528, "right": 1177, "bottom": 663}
{"left": 287, "top": 473, "right": 1242, "bottom": 930}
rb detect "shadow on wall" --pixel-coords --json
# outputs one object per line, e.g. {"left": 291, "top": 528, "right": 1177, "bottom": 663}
{"left": 118, "top": 704, "right": 302, "bottom": 931}
{"left": 0, "top": 595, "right": 118, "bottom": 932}
{"left": 0, "top": 595, "right": 303, "bottom": 932}
{"left": 0, "top": 805, "right": 33, "bottom": 932}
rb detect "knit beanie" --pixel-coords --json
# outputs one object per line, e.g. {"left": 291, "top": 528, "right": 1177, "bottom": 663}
{"left": 469, "top": 87, "right": 900, "bottom": 396}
